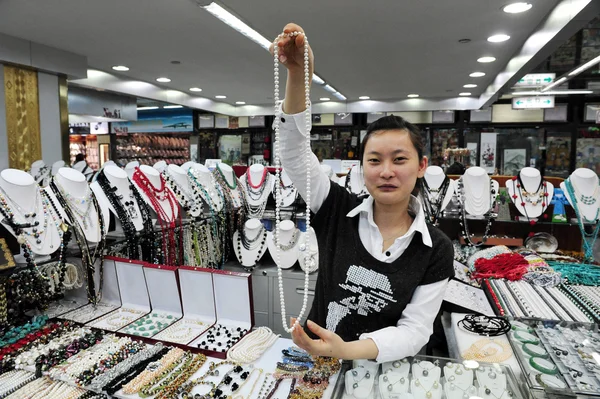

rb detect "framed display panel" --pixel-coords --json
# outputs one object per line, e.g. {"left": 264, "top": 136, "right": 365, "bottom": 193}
{"left": 430, "top": 129, "right": 459, "bottom": 167}
{"left": 248, "top": 115, "right": 266, "bottom": 127}
{"left": 470, "top": 108, "right": 493, "bottom": 123}
{"left": 432, "top": 110, "right": 455, "bottom": 124}
{"left": 584, "top": 103, "right": 600, "bottom": 122}
{"left": 334, "top": 112, "right": 353, "bottom": 126}
{"left": 545, "top": 131, "right": 571, "bottom": 178}
{"left": 198, "top": 114, "right": 215, "bottom": 128}
{"left": 543, "top": 105, "right": 568, "bottom": 122}
{"left": 576, "top": 127, "right": 600, "bottom": 175}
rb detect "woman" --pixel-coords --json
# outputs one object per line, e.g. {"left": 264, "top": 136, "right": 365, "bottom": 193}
{"left": 273, "top": 23, "right": 454, "bottom": 362}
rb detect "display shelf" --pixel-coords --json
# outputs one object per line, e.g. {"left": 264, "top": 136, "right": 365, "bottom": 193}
{"left": 114, "top": 133, "right": 190, "bottom": 167}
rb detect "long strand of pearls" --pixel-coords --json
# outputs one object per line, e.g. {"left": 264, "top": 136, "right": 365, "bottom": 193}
{"left": 273, "top": 30, "right": 312, "bottom": 333}
{"left": 227, "top": 326, "right": 280, "bottom": 364}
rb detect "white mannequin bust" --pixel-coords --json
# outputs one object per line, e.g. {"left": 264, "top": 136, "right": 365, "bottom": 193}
{"left": 131, "top": 165, "right": 179, "bottom": 222}
{"left": 0, "top": 169, "right": 62, "bottom": 255}
{"left": 298, "top": 226, "right": 319, "bottom": 273}
{"left": 240, "top": 164, "right": 274, "bottom": 206}
{"left": 153, "top": 160, "right": 168, "bottom": 173}
{"left": 30, "top": 160, "right": 51, "bottom": 187}
{"left": 51, "top": 160, "right": 66, "bottom": 176}
{"left": 90, "top": 165, "right": 145, "bottom": 231}
{"left": 461, "top": 167, "right": 499, "bottom": 216}
{"left": 188, "top": 163, "right": 224, "bottom": 212}
{"left": 103, "top": 160, "right": 117, "bottom": 168}
{"left": 216, "top": 163, "right": 243, "bottom": 208}
{"left": 233, "top": 218, "right": 268, "bottom": 267}
{"left": 562, "top": 168, "right": 600, "bottom": 222}
{"left": 164, "top": 164, "right": 201, "bottom": 217}
{"left": 506, "top": 167, "right": 554, "bottom": 219}
{"left": 273, "top": 169, "right": 298, "bottom": 207}
{"left": 267, "top": 220, "right": 300, "bottom": 269}
{"left": 47, "top": 167, "right": 108, "bottom": 242}
{"left": 124, "top": 161, "right": 140, "bottom": 179}
{"left": 344, "top": 165, "right": 368, "bottom": 196}
{"left": 420, "top": 166, "right": 455, "bottom": 215}
{"left": 181, "top": 161, "right": 195, "bottom": 172}
{"left": 320, "top": 164, "right": 338, "bottom": 183}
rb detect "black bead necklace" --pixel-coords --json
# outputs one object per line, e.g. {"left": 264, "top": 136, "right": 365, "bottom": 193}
{"left": 420, "top": 176, "right": 450, "bottom": 225}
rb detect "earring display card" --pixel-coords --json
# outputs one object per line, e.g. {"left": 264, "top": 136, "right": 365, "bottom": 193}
{"left": 60, "top": 257, "right": 122, "bottom": 323}
{"left": 335, "top": 355, "right": 525, "bottom": 399}
{"left": 444, "top": 279, "right": 495, "bottom": 316}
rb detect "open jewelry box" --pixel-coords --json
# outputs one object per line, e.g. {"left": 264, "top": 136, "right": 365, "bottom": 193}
{"left": 86, "top": 257, "right": 150, "bottom": 332}
{"left": 332, "top": 355, "right": 527, "bottom": 399}
{"left": 187, "top": 267, "right": 254, "bottom": 359}
{"left": 506, "top": 318, "right": 600, "bottom": 398}
{"left": 119, "top": 262, "right": 183, "bottom": 338}
{"left": 59, "top": 257, "right": 121, "bottom": 323}
{"left": 152, "top": 265, "right": 214, "bottom": 344}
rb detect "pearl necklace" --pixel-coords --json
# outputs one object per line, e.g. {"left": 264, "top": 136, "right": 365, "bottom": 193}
{"left": 273, "top": 30, "right": 312, "bottom": 333}
{"left": 226, "top": 327, "right": 279, "bottom": 364}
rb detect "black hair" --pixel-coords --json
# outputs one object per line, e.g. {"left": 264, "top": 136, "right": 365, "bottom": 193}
{"left": 360, "top": 115, "right": 425, "bottom": 162}
{"left": 446, "top": 162, "right": 466, "bottom": 175}
{"left": 75, "top": 153, "right": 85, "bottom": 163}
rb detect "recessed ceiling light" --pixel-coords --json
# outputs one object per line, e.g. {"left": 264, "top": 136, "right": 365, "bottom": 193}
{"left": 459, "top": 92, "right": 472, "bottom": 96}
{"left": 477, "top": 56, "right": 496, "bottom": 63}
{"left": 359, "top": 96, "right": 370, "bottom": 100}
{"left": 470, "top": 72, "right": 486, "bottom": 77}
{"left": 156, "top": 77, "right": 171, "bottom": 83}
{"left": 503, "top": 2, "right": 532, "bottom": 13}
{"left": 112, "top": 65, "right": 129, "bottom": 71}
{"left": 463, "top": 84, "right": 478, "bottom": 88}
{"left": 164, "top": 105, "right": 183, "bottom": 109}
{"left": 487, "top": 34, "right": 510, "bottom": 43}
{"left": 407, "top": 94, "right": 419, "bottom": 98}
{"left": 189, "top": 87, "right": 202, "bottom": 92}
{"left": 320, "top": 97, "right": 331, "bottom": 101}
{"left": 215, "top": 95, "right": 227, "bottom": 99}
{"left": 137, "top": 106, "right": 159, "bottom": 110}
{"left": 236, "top": 101, "right": 246, "bottom": 105}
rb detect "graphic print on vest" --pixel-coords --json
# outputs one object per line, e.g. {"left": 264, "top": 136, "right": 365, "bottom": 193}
{"left": 326, "top": 265, "right": 397, "bottom": 332}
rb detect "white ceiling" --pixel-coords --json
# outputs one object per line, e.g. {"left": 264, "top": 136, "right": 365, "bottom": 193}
{"left": 0, "top": 0, "right": 593, "bottom": 110}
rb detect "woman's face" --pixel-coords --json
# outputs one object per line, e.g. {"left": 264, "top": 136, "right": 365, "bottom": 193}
{"left": 362, "top": 129, "right": 427, "bottom": 206}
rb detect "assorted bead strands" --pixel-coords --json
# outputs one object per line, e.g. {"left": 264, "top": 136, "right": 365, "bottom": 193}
{"left": 565, "top": 178, "right": 600, "bottom": 261}
{"left": 0, "top": 315, "right": 48, "bottom": 348}
{"left": 197, "top": 324, "right": 249, "bottom": 353}
{"left": 0, "top": 186, "right": 49, "bottom": 250}
{"left": 152, "top": 353, "right": 207, "bottom": 399}
{"left": 52, "top": 179, "right": 95, "bottom": 230}
{"left": 274, "top": 174, "right": 298, "bottom": 206}
{"left": 456, "top": 177, "right": 495, "bottom": 247}
{"left": 89, "top": 307, "right": 146, "bottom": 331}
{"left": 120, "top": 312, "right": 178, "bottom": 338}
{"left": 213, "top": 166, "right": 247, "bottom": 248}
{"left": 211, "top": 365, "right": 252, "bottom": 399}
{"left": 236, "top": 223, "right": 268, "bottom": 267}
{"left": 35, "top": 329, "right": 105, "bottom": 376}
{"left": 0, "top": 370, "right": 37, "bottom": 397}
{"left": 227, "top": 327, "right": 279, "bottom": 364}
{"left": 420, "top": 176, "right": 450, "bottom": 225}
{"left": 137, "top": 352, "right": 194, "bottom": 397}
{"left": 14, "top": 326, "right": 89, "bottom": 368}
{"left": 122, "top": 347, "right": 185, "bottom": 394}
{"left": 163, "top": 170, "right": 200, "bottom": 215}
{"left": 273, "top": 30, "right": 312, "bottom": 333}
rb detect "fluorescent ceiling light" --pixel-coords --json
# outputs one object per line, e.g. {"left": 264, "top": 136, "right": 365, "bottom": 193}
{"left": 203, "top": 2, "right": 271, "bottom": 50}
{"left": 540, "top": 76, "right": 567, "bottom": 92}
{"left": 463, "top": 84, "right": 477, "bottom": 88}
{"left": 359, "top": 96, "right": 371, "bottom": 100}
{"left": 112, "top": 65, "right": 129, "bottom": 71}
{"left": 477, "top": 57, "right": 496, "bottom": 63}
{"left": 503, "top": 3, "right": 532, "bottom": 13}
{"left": 215, "top": 95, "right": 227, "bottom": 99}
{"left": 333, "top": 92, "right": 347, "bottom": 101}
{"left": 407, "top": 94, "right": 419, "bottom": 98}
{"left": 324, "top": 85, "right": 337, "bottom": 93}
{"left": 236, "top": 101, "right": 246, "bottom": 105}
{"left": 137, "top": 106, "right": 159, "bottom": 110}
{"left": 312, "top": 74, "right": 325, "bottom": 85}
{"left": 320, "top": 97, "right": 330, "bottom": 101}
{"left": 569, "top": 54, "right": 600, "bottom": 77}
{"left": 459, "top": 92, "right": 471, "bottom": 96}
{"left": 511, "top": 90, "right": 593, "bottom": 95}
{"left": 189, "top": 87, "right": 203, "bottom": 92}
{"left": 487, "top": 34, "right": 510, "bottom": 43}
{"left": 470, "top": 72, "right": 486, "bottom": 77}
{"left": 156, "top": 77, "right": 171, "bottom": 83}
{"left": 164, "top": 105, "right": 183, "bottom": 109}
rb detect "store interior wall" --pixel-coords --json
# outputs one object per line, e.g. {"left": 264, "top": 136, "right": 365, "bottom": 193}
{"left": 38, "top": 72, "right": 63, "bottom": 167}
{"left": 0, "top": 64, "right": 7, "bottom": 171}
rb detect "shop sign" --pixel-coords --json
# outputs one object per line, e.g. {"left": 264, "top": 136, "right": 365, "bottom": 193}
{"left": 514, "top": 73, "right": 556, "bottom": 88}
{"left": 512, "top": 96, "right": 555, "bottom": 109}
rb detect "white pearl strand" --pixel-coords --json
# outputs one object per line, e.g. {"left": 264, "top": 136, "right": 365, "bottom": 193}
{"left": 546, "top": 286, "right": 590, "bottom": 322}
{"left": 494, "top": 280, "right": 525, "bottom": 317}
{"left": 5, "top": 376, "right": 48, "bottom": 399}
{"left": 227, "top": 327, "right": 280, "bottom": 364}
{"left": 273, "top": 30, "right": 312, "bottom": 333}
{"left": 531, "top": 285, "right": 573, "bottom": 321}
{"left": 0, "top": 371, "right": 36, "bottom": 397}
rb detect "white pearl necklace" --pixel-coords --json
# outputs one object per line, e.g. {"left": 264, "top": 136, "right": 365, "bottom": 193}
{"left": 227, "top": 327, "right": 280, "bottom": 364}
{"left": 273, "top": 30, "right": 312, "bottom": 333}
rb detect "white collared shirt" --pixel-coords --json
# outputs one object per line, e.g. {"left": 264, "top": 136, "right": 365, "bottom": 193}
{"left": 278, "top": 103, "right": 449, "bottom": 363}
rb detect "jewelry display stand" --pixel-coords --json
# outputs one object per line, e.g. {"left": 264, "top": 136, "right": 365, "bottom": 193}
{"left": 274, "top": 169, "right": 298, "bottom": 207}
{"left": 60, "top": 257, "right": 121, "bottom": 323}
{"left": 30, "top": 160, "right": 50, "bottom": 187}
{"left": 164, "top": 164, "right": 202, "bottom": 218}
{"left": 461, "top": 167, "right": 499, "bottom": 217}
{"left": 120, "top": 263, "right": 182, "bottom": 337}
{"left": 444, "top": 279, "right": 495, "bottom": 316}
{"left": 188, "top": 163, "right": 225, "bottom": 213}
{"left": 131, "top": 165, "right": 179, "bottom": 221}
{"left": 379, "top": 359, "right": 410, "bottom": 398}
{"left": 124, "top": 161, "right": 140, "bottom": 179}
{"left": 267, "top": 219, "right": 300, "bottom": 269}
{"left": 561, "top": 168, "right": 600, "bottom": 222}
{"left": 72, "top": 160, "right": 94, "bottom": 182}
{"left": 506, "top": 167, "right": 554, "bottom": 221}
{"left": 189, "top": 269, "right": 253, "bottom": 359}
{"left": 240, "top": 164, "right": 274, "bottom": 219}
{"left": 51, "top": 160, "right": 65, "bottom": 176}
{"left": 87, "top": 258, "right": 149, "bottom": 331}
{"left": 154, "top": 266, "right": 215, "bottom": 344}
{"left": 153, "top": 160, "right": 168, "bottom": 173}
{"left": 443, "top": 362, "right": 477, "bottom": 399}
{"left": 420, "top": 166, "right": 455, "bottom": 224}
{"left": 233, "top": 218, "right": 268, "bottom": 268}
{"left": 344, "top": 361, "right": 378, "bottom": 399}
{"left": 298, "top": 227, "right": 319, "bottom": 273}
{"left": 216, "top": 163, "right": 244, "bottom": 209}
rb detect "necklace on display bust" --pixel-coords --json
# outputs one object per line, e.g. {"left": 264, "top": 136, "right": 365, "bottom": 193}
{"left": 50, "top": 178, "right": 106, "bottom": 305}
{"left": 162, "top": 171, "right": 199, "bottom": 214}
{"left": 272, "top": 30, "right": 312, "bottom": 333}
{"left": 132, "top": 167, "right": 183, "bottom": 266}
{"left": 213, "top": 167, "right": 247, "bottom": 252}
{"left": 414, "top": 378, "right": 439, "bottom": 399}
{"left": 456, "top": 178, "right": 495, "bottom": 247}
{"left": 344, "top": 167, "right": 369, "bottom": 198}
{"left": 33, "top": 165, "right": 51, "bottom": 186}
{"left": 236, "top": 225, "right": 268, "bottom": 266}
{"left": 274, "top": 175, "right": 298, "bottom": 206}
{"left": 511, "top": 174, "right": 549, "bottom": 225}
{"left": 244, "top": 168, "right": 270, "bottom": 202}
{"left": 420, "top": 177, "right": 450, "bottom": 225}
{"left": 565, "top": 178, "right": 600, "bottom": 262}
{"left": 96, "top": 170, "right": 154, "bottom": 262}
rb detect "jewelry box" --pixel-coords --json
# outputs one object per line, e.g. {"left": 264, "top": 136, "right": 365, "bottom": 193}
{"left": 119, "top": 262, "right": 182, "bottom": 338}
{"left": 153, "top": 265, "right": 216, "bottom": 345}
{"left": 188, "top": 268, "right": 254, "bottom": 359}
{"left": 59, "top": 257, "right": 121, "bottom": 323}
{"left": 86, "top": 258, "right": 150, "bottom": 331}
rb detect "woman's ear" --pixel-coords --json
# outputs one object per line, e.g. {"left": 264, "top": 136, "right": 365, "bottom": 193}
{"left": 418, "top": 156, "right": 428, "bottom": 178}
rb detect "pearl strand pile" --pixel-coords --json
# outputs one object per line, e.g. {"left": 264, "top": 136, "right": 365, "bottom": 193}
{"left": 0, "top": 370, "right": 37, "bottom": 397}
{"left": 227, "top": 327, "right": 280, "bottom": 364}
{"left": 273, "top": 30, "right": 312, "bottom": 333}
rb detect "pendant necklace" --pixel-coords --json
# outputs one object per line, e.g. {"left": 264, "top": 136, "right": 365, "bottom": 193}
{"left": 0, "top": 186, "right": 48, "bottom": 249}
{"left": 272, "top": 30, "right": 312, "bottom": 333}
{"left": 53, "top": 179, "right": 95, "bottom": 229}
{"left": 511, "top": 175, "right": 548, "bottom": 225}
{"left": 414, "top": 378, "right": 439, "bottom": 399}
{"left": 274, "top": 175, "right": 298, "bottom": 206}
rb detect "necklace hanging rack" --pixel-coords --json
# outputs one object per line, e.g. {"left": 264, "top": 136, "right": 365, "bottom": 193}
{"left": 420, "top": 177, "right": 450, "bottom": 225}
{"left": 456, "top": 177, "right": 495, "bottom": 247}
{"left": 565, "top": 178, "right": 600, "bottom": 262}
{"left": 50, "top": 177, "right": 106, "bottom": 305}
{"left": 273, "top": 30, "right": 312, "bottom": 332}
